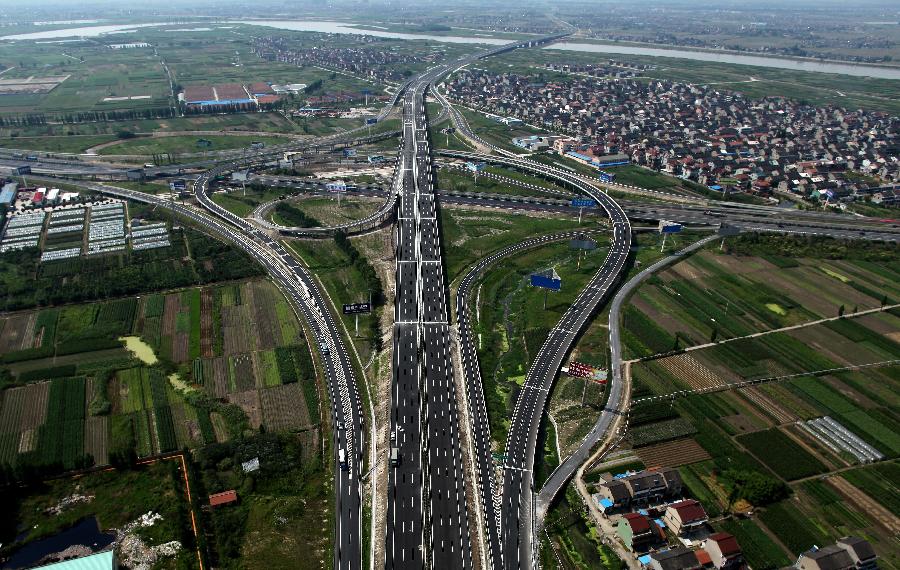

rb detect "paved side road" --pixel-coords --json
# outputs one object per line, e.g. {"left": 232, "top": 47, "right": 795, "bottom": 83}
{"left": 535, "top": 234, "right": 719, "bottom": 522}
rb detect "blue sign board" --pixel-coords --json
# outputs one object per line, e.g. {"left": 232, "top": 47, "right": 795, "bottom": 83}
{"left": 599, "top": 173, "right": 615, "bottom": 183}
{"left": 530, "top": 274, "right": 562, "bottom": 291}
{"left": 365, "top": 117, "right": 378, "bottom": 125}
{"left": 571, "top": 198, "right": 596, "bottom": 208}
{"left": 661, "top": 223, "right": 683, "bottom": 234}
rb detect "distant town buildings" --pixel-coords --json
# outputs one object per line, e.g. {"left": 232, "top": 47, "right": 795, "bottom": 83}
{"left": 446, "top": 68, "right": 900, "bottom": 204}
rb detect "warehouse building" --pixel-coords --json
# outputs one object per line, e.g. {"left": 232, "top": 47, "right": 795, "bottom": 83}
{"left": 0, "top": 182, "right": 16, "bottom": 206}
{"left": 35, "top": 550, "right": 115, "bottom": 569}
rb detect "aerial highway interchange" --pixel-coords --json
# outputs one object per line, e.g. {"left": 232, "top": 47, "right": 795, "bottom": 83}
{"left": 4, "top": 31, "right": 898, "bottom": 570}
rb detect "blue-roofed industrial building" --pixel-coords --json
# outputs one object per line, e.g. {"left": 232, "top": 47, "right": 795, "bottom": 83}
{"left": 34, "top": 550, "right": 115, "bottom": 570}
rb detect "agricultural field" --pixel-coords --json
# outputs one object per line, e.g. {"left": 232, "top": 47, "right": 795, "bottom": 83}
{"left": 0, "top": 42, "right": 173, "bottom": 116}
{"left": 613, "top": 236, "right": 900, "bottom": 568}
{"left": 0, "top": 278, "right": 319, "bottom": 471}
{"left": 621, "top": 238, "right": 900, "bottom": 360}
{"left": 0, "top": 112, "right": 303, "bottom": 140}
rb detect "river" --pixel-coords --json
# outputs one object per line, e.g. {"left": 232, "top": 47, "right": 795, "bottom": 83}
{"left": 546, "top": 42, "right": 900, "bottom": 80}
{"left": 2, "top": 20, "right": 899, "bottom": 80}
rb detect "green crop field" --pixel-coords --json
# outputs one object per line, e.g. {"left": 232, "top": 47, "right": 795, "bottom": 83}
{"left": 737, "top": 428, "right": 828, "bottom": 480}
{"left": 717, "top": 518, "right": 792, "bottom": 570}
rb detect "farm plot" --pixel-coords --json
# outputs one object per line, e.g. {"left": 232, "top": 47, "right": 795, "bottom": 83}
{"left": 230, "top": 352, "right": 257, "bottom": 392}
{"left": 0, "top": 313, "right": 36, "bottom": 353}
{"left": 260, "top": 383, "right": 310, "bottom": 432}
{"left": 247, "top": 280, "right": 284, "bottom": 350}
{"left": 623, "top": 243, "right": 900, "bottom": 357}
{"left": 656, "top": 352, "right": 729, "bottom": 391}
{"left": 228, "top": 390, "right": 263, "bottom": 429}
{"left": 737, "top": 428, "right": 828, "bottom": 480}
{"left": 221, "top": 304, "right": 251, "bottom": 355}
{"left": 201, "top": 356, "right": 230, "bottom": 398}
{"left": 627, "top": 417, "right": 697, "bottom": 447}
{"left": 634, "top": 438, "right": 711, "bottom": 468}
{"left": 200, "top": 288, "right": 214, "bottom": 358}
{"left": 83, "top": 416, "right": 109, "bottom": 466}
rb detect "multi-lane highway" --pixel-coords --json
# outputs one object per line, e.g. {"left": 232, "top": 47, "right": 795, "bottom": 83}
{"left": 385, "top": 75, "right": 473, "bottom": 570}
{"left": 421, "top": 150, "right": 633, "bottom": 570}
{"left": 533, "top": 234, "right": 719, "bottom": 524}
{"left": 454, "top": 229, "right": 607, "bottom": 570}
{"left": 381, "top": 33, "right": 570, "bottom": 570}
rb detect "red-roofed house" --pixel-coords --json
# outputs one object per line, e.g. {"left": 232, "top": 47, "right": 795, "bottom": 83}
{"left": 617, "top": 512, "right": 663, "bottom": 551}
{"left": 704, "top": 532, "right": 744, "bottom": 569}
{"left": 209, "top": 490, "right": 238, "bottom": 507}
{"left": 663, "top": 499, "right": 708, "bottom": 535}
{"left": 695, "top": 549, "right": 713, "bottom": 567}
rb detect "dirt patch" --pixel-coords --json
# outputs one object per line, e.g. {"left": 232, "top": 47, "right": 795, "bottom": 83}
{"left": 205, "top": 357, "right": 229, "bottom": 398}
{"left": 228, "top": 390, "right": 263, "bottom": 429}
{"left": 171, "top": 332, "right": 189, "bottom": 363}
{"left": 739, "top": 386, "right": 796, "bottom": 423}
{"left": 668, "top": 257, "right": 709, "bottom": 281}
{"left": 84, "top": 416, "right": 109, "bottom": 466}
{"left": 0, "top": 314, "right": 34, "bottom": 353}
{"left": 231, "top": 353, "right": 256, "bottom": 392}
{"left": 221, "top": 305, "right": 249, "bottom": 355}
{"left": 721, "top": 414, "right": 758, "bottom": 434}
{"left": 634, "top": 438, "right": 711, "bottom": 468}
{"left": 260, "top": 384, "right": 310, "bottom": 432}
{"left": 249, "top": 282, "right": 280, "bottom": 350}
{"left": 828, "top": 475, "right": 900, "bottom": 535}
{"left": 822, "top": 376, "right": 878, "bottom": 409}
{"left": 161, "top": 294, "right": 180, "bottom": 337}
{"left": 0, "top": 387, "right": 25, "bottom": 433}
{"left": 657, "top": 353, "right": 726, "bottom": 390}
{"left": 17, "top": 381, "right": 49, "bottom": 431}
{"left": 200, "top": 288, "right": 214, "bottom": 358}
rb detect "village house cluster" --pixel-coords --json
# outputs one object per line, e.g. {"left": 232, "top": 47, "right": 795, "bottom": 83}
{"left": 591, "top": 468, "right": 879, "bottom": 570}
{"left": 446, "top": 67, "right": 900, "bottom": 205}
{"left": 253, "top": 35, "right": 443, "bottom": 84}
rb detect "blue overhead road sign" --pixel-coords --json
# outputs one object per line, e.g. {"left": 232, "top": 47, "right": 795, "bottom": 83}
{"left": 659, "top": 221, "right": 683, "bottom": 233}
{"left": 571, "top": 198, "right": 596, "bottom": 208}
{"left": 530, "top": 274, "right": 562, "bottom": 291}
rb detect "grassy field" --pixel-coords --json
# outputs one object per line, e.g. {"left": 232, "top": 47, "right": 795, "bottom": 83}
{"left": 0, "top": 135, "right": 118, "bottom": 153}
{"left": 466, "top": 236, "right": 611, "bottom": 448}
{"left": 455, "top": 107, "right": 545, "bottom": 154}
{"left": 273, "top": 195, "right": 384, "bottom": 228}
{"left": 98, "top": 134, "right": 292, "bottom": 156}
{"left": 440, "top": 207, "right": 590, "bottom": 283}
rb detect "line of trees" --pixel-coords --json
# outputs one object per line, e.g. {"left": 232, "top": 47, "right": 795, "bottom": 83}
{"left": 0, "top": 107, "right": 177, "bottom": 127}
